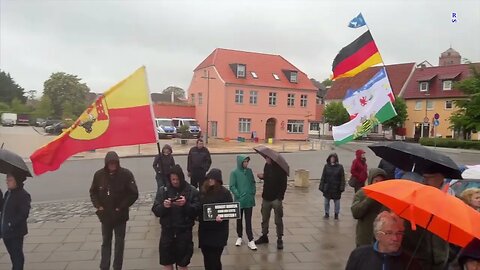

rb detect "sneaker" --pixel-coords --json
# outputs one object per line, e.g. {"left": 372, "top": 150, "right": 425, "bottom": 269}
{"left": 247, "top": 240, "right": 257, "bottom": 250}
{"left": 254, "top": 235, "right": 269, "bottom": 245}
{"left": 323, "top": 213, "right": 329, "bottom": 219}
{"left": 235, "top": 237, "right": 242, "bottom": 246}
{"left": 277, "top": 239, "right": 284, "bottom": 250}
{"left": 334, "top": 214, "right": 339, "bottom": 220}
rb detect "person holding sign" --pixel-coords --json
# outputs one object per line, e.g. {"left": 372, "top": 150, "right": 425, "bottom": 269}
{"left": 151, "top": 165, "right": 199, "bottom": 270}
{"left": 229, "top": 155, "right": 257, "bottom": 250}
{"left": 198, "top": 169, "right": 233, "bottom": 270}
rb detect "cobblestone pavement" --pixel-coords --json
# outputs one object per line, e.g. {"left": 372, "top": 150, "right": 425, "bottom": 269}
{"left": 0, "top": 182, "right": 359, "bottom": 270}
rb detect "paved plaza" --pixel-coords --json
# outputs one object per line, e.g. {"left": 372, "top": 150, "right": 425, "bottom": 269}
{"left": 0, "top": 182, "right": 357, "bottom": 270}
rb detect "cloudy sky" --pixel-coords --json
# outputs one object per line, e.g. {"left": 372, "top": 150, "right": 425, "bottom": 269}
{"left": 1, "top": 0, "right": 479, "bottom": 95}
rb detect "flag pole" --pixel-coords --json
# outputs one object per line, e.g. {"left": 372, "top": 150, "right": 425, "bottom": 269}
{"left": 143, "top": 66, "right": 161, "bottom": 155}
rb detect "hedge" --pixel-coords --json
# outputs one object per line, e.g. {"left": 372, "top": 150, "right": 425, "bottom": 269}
{"left": 419, "top": 138, "right": 480, "bottom": 150}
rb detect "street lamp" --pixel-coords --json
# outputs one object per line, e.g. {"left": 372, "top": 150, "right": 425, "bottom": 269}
{"left": 201, "top": 70, "right": 216, "bottom": 144}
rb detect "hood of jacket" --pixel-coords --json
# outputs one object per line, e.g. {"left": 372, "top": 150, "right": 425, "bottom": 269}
{"left": 326, "top": 153, "right": 339, "bottom": 164}
{"left": 169, "top": 164, "right": 187, "bottom": 191}
{"left": 459, "top": 238, "right": 480, "bottom": 267}
{"left": 206, "top": 168, "right": 223, "bottom": 185}
{"left": 355, "top": 149, "right": 365, "bottom": 159}
{"left": 104, "top": 151, "right": 120, "bottom": 170}
{"left": 162, "top": 144, "right": 173, "bottom": 154}
{"left": 236, "top": 155, "right": 250, "bottom": 170}
{"left": 367, "top": 168, "right": 387, "bottom": 185}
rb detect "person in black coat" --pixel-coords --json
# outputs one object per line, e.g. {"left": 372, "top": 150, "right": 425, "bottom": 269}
{"left": 198, "top": 169, "right": 233, "bottom": 270}
{"left": 152, "top": 164, "right": 199, "bottom": 270}
{"left": 152, "top": 144, "right": 175, "bottom": 189}
{"left": 378, "top": 159, "right": 396, "bottom": 180}
{"left": 90, "top": 151, "right": 139, "bottom": 270}
{"left": 319, "top": 153, "right": 345, "bottom": 220}
{"left": 1, "top": 172, "right": 31, "bottom": 270}
{"left": 187, "top": 139, "right": 212, "bottom": 188}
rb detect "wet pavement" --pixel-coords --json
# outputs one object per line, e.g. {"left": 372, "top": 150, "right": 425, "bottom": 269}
{"left": 0, "top": 182, "right": 357, "bottom": 270}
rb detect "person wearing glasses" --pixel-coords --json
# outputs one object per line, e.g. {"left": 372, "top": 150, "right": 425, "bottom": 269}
{"left": 345, "top": 211, "right": 421, "bottom": 270}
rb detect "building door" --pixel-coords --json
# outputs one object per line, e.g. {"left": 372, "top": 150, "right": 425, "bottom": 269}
{"left": 422, "top": 123, "right": 430, "bottom": 138}
{"left": 265, "top": 118, "right": 276, "bottom": 139}
{"left": 211, "top": 121, "right": 217, "bottom": 137}
{"left": 414, "top": 123, "right": 422, "bottom": 140}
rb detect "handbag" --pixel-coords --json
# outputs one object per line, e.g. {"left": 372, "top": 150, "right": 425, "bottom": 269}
{"left": 348, "top": 176, "right": 357, "bottom": 188}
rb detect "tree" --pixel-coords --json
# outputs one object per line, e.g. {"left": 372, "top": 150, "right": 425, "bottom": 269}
{"left": 0, "top": 70, "right": 26, "bottom": 104}
{"left": 382, "top": 97, "right": 408, "bottom": 136}
{"left": 321, "top": 78, "right": 332, "bottom": 87}
{"left": 10, "top": 98, "right": 30, "bottom": 114}
{"left": 26, "top": 89, "right": 37, "bottom": 101}
{"left": 449, "top": 65, "right": 480, "bottom": 138}
{"left": 0, "top": 102, "right": 10, "bottom": 113}
{"left": 33, "top": 95, "right": 54, "bottom": 118}
{"left": 323, "top": 102, "right": 349, "bottom": 126}
{"left": 162, "top": 86, "right": 185, "bottom": 98}
{"left": 43, "top": 72, "right": 90, "bottom": 118}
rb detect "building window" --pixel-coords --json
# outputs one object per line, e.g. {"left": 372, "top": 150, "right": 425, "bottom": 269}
{"left": 287, "top": 93, "right": 295, "bottom": 107}
{"left": 445, "top": 100, "right": 453, "bottom": 109}
{"left": 426, "top": 100, "right": 434, "bottom": 110}
{"left": 251, "top": 71, "right": 258, "bottom": 79}
{"left": 415, "top": 101, "right": 422, "bottom": 110}
{"left": 237, "top": 64, "right": 246, "bottom": 78}
{"left": 309, "top": 122, "right": 320, "bottom": 131}
{"left": 301, "top": 95, "right": 308, "bottom": 107}
{"left": 290, "top": 71, "right": 298, "bottom": 83}
{"left": 287, "top": 120, "right": 304, "bottom": 133}
{"left": 272, "top": 73, "right": 280, "bottom": 80}
{"left": 238, "top": 118, "right": 251, "bottom": 133}
{"left": 269, "top": 92, "right": 277, "bottom": 106}
{"left": 419, "top": 82, "right": 429, "bottom": 92}
{"left": 249, "top": 91, "right": 258, "bottom": 105}
{"left": 191, "top": 93, "right": 195, "bottom": 104}
{"left": 443, "top": 80, "right": 452, "bottom": 90}
{"left": 198, "top": 93, "right": 203, "bottom": 105}
{"left": 372, "top": 125, "right": 379, "bottom": 133}
{"left": 235, "top": 90, "right": 244, "bottom": 104}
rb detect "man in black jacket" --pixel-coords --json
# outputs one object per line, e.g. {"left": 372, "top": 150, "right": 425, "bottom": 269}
{"left": 1, "top": 173, "right": 31, "bottom": 270}
{"left": 187, "top": 139, "right": 212, "bottom": 188}
{"left": 90, "top": 151, "right": 139, "bottom": 270}
{"left": 152, "top": 164, "right": 199, "bottom": 270}
{"left": 254, "top": 157, "right": 288, "bottom": 250}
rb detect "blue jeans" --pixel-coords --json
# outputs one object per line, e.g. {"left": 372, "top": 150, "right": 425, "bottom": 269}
{"left": 324, "top": 198, "right": 340, "bottom": 215}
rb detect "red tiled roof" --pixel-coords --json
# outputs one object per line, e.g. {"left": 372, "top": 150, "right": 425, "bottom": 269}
{"left": 325, "top": 63, "right": 415, "bottom": 100}
{"left": 403, "top": 63, "right": 480, "bottom": 99}
{"left": 194, "top": 48, "right": 317, "bottom": 90}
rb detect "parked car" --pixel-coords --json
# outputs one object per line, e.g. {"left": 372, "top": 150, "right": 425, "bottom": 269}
{"left": 35, "top": 118, "right": 46, "bottom": 127}
{"left": 43, "top": 119, "right": 62, "bottom": 130}
{"left": 45, "top": 122, "right": 66, "bottom": 135}
{"left": 172, "top": 117, "right": 201, "bottom": 138}
{"left": 155, "top": 118, "right": 176, "bottom": 138}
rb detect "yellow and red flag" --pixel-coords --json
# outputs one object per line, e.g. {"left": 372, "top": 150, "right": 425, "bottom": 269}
{"left": 30, "top": 67, "right": 157, "bottom": 175}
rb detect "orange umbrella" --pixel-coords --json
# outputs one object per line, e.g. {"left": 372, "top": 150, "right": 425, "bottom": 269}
{"left": 363, "top": 180, "right": 480, "bottom": 247}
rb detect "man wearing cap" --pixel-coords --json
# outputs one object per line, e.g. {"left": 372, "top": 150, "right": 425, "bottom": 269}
{"left": 1, "top": 173, "right": 31, "bottom": 270}
{"left": 90, "top": 151, "right": 139, "bottom": 270}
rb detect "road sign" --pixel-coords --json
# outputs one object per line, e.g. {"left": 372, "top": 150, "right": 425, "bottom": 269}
{"left": 424, "top": 117, "right": 429, "bottom": 123}
{"left": 434, "top": 113, "right": 440, "bottom": 120}
{"left": 434, "top": 119, "right": 440, "bottom": 126}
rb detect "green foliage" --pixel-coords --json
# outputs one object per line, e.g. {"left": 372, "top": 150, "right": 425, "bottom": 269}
{"left": 10, "top": 98, "right": 30, "bottom": 114}
{"left": 382, "top": 97, "right": 408, "bottom": 130}
{"left": 321, "top": 78, "right": 332, "bottom": 87}
{"left": 0, "top": 71, "right": 26, "bottom": 104}
{"left": 0, "top": 102, "right": 10, "bottom": 113}
{"left": 323, "top": 102, "right": 349, "bottom": 126}
{"left": 419, "top": 137, "right": 480, "bottom": 150}
{"left": 162, "top": 86, "right": 185, "bottom": 98}
{"left": 449, "top": 65, "right": 480, "bottom": 134}
{"left": 33, "top": 95, "right": 54, "bottom": 118}
{"left": 43, "top": 72, "right": 90, "bottom": 118}
{"left": 178, "top": 125, "right": 191, "bottom": 138}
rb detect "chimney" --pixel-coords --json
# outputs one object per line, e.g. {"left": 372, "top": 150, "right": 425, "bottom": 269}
{"left": 171, "top": 91, "right": 174, "bottom": 103}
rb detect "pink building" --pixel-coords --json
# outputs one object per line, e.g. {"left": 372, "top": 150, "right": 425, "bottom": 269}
{"left": 187, "top": 48, "right": 317, "bottom": 141}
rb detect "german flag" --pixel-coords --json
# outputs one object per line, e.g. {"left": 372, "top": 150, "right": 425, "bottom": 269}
{"left": 30, "top": 67, "right": 157, "bottom": 175}
{"left": 332, "top": 31, "right": 383, "bottom": 80}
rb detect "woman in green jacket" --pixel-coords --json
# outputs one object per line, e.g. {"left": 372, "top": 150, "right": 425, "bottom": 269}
{"left": 229, "top": 155, "right": 257, "bottom": 250}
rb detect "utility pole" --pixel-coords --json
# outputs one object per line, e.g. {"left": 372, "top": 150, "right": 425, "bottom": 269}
{"left": 201, "top": 70, "right": 216, "bottom": 144}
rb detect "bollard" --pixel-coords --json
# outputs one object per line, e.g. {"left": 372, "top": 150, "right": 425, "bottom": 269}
{"left": 294, "top": 169, "right": 310, "bottom": 187}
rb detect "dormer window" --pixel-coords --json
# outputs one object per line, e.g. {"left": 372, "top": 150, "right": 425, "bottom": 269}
{"left": 273, "top": 73, "right": 280, "bottom": 80}
{"left": 237, "top": 64, "right": 246, "bottom": 78}
{"left": 419, "top": 82, "right": 429, "bottom": 92}
{"left": 290, "top": 71, "right": 298, "bottom": 83}
{"left": 443, "top": 80, "right": 452, "bottom": 90}
{"left": 251, "top": 71, "right": 258, "bottom": 79}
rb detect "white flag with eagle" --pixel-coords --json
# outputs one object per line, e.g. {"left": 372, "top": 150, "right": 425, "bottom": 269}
{"left": 333, "top": 67, "right": 397, "bottom": 145}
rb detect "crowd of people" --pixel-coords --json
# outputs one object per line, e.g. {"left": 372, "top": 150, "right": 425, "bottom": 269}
{"left": 1, "top": 139, "right": 479, "bottom": 270}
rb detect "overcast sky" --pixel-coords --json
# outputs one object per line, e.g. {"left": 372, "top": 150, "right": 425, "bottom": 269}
{"left": 1, "top": 0, "right": 479, "bottom": 96}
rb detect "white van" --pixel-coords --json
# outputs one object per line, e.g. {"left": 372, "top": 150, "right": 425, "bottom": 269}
{"left": 172, "top": 118, "right": 202, "bottom": 138}
{"left": 155, "top": 118, "right": 176, "bottom": 138}
{"left": 1, "top": 113, "right": 17, "bottom": 126}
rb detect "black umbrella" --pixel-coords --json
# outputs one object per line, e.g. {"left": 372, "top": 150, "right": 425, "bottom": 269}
{"left": 0, "top": 149, "right": 33, "bottom": 177}
{"left": 253, "top": 145, "right": 290, "bottom": 176}
{"left": 368, "top": 141, "right": 462, "bottom": 179}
